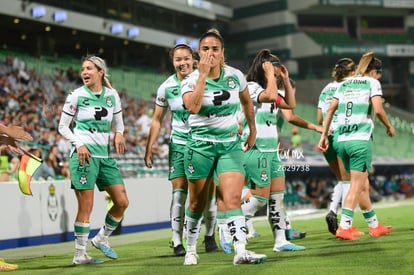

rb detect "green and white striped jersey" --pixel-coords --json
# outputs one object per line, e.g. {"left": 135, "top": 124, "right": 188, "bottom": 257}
{"left": 334, "top": 75, "right": 382, "bottom": 142}
{"left": 62, "top": 85, "right": 122, "bottom": 158}
{"left": 181, "top": 66, "right": 246, "bottom": 143}
{"left": 155, "top": 74, "right": 190, "bottom": 145}
{"left": 241, "top": 81, "right": 283, "bottom": 152}
{"left": 318, "top": 81, "right": 341, "bottom": 131}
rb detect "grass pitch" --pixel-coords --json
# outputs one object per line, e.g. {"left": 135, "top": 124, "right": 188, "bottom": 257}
{"left": 2, "top": 199, "right": 414, "bottom": 274}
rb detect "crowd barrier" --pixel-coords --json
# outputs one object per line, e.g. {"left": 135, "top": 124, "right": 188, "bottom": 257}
{"left": 0, "top": 178, "right": 171, "bottom": 250}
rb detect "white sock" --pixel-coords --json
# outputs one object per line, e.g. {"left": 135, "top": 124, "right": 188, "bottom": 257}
{"left": 227, "top": 215, "right": 247, "bottom": 255}
{"left": 171, "top": 190, "right": 187, "bottom": 245}
{"left": 203, "top": 195, "right": 217, "bottom": 237}
{"left": 329, "top": 181, "right": 343, "bottom": 213}
{"left": 184, "top": 211, "right": 202, "bottom": 248}
{"left": 242, "top": 195, "right": 267, "bottom": 218}
{"left": 268, "top": 192, "right": 288, "bottom": 245}
{"left": 362, "top": 208, "right": 379, "bottom": 228}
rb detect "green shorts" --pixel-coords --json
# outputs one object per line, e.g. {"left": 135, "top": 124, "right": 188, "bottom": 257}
{"left": 337, "top": 139, "right": 372, "bottom": 173}
{"left": 168, "top": 142, "right": 186, "bottom": 180}
{"left": 323, "top": 131, "right": 339, "bottom": 163}
{"left": 184, "top": 138, "right": 245, "bottom": 180}
{"left": 244, "top": 149, "right": 285, "bottom": 189}
{"left": 69, "top": 153, "right": 124, "bottom": 191}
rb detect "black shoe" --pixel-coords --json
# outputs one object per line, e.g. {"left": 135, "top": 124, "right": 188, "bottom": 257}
{"left": 325, "top": 210, "right": 338, "bottom": 235}
{"left": 173, "top": 244, "right": 186, "bottom": 256}
{"left": 203, "top": 234, "right": 218, "bottom": 253}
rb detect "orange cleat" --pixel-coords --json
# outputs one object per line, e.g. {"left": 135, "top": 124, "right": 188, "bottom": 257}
{"left": 350, "top": 226, "right": 365, "bottom": 237}
{"left": 336, "top": 226, "right": 358, "bottom": 240}
{"left": 369, "top": 223, "right": 393, "bottom": 237}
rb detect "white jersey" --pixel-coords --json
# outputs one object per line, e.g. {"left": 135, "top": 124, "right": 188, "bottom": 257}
{"left": 318, "top": 81, "right": 341, "bottom": 131}
{"left": 334, "top": 75, "right": 382, "bottom": 142}
{"left": 155, "top": 74, "right": 190, "bottom": 145}
{"left": 241, "top": 81, "right": 284, "bottom": 152}
{"left": 61, "top": 85, "right": 122, "bottom": 158}
{"left": 181, "top": 66, "right": 246, "bottom": 143}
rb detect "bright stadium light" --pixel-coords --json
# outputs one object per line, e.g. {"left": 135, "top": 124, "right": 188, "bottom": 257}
{"left": 53, "top": 11, "right": 67, "bottom": 23}
{"left": 31, "top": 6, "right": 46, "bottom": 18}
{"left": 127, "top": 27, "right": 140, "bottom": 38}
{"left": 110, "top": 23, "right": 123, "bottom": 34}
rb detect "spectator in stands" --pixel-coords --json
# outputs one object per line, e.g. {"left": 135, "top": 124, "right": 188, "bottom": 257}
{"left": 368, "top": 167, "right": 382, "bottom": 202}
{"left": 305, "top": 179, "right": 330, "bottom": 209}
{"left": 397, "top": 177, "right": 413, "bottom": 198}
{"left": 318, "top": 51, "right": 395, "bottom": 240}
{"left": 135, "top": 102, "right": 151, "bottom": 135}
{"left": 381, "top": 176, "right": 399, "bottom": 199}
{"left": 144, "top": 43, "right": 218, "bottom": 257}
{"left": 47, "top": 144, "right": 69, "bottom": 179}
{"left": 0, "top": 146, "right": 19, "bottom": 182}
{"left": 33, "top": 148, "right": 56, "bottom": 181}
{"left": 0, "top": 122, "right": 33, "bottom": 271}
{"left": 56, "top": 132, "right": 71, "bottom": 159}
{"left": 290, "top": 127, "right": 301, "bottom": 149}
{"left": 58, "top": 55, "right": 128, "bottom": 265}
{"left": 180, "top": 29, "right": 266, "bottom": 266}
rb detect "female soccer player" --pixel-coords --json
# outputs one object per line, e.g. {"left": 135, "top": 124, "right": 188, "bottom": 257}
{"left": 59, "top": 55, "right": 129, "bottom": 263}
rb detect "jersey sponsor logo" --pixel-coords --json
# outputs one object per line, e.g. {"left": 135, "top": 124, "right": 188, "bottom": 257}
{"left": 171, "top": 88, "right": 180, "bottom": 96}
{"left": 339, "top": 124, "right": 358, "bottom": 134}
{"left": 94, "top": 107, "right": 109, "bottom": 120}
{"left": 351, "top": 79, "right": 367, "bottom": 84}
{"left": 212, "top": 90, "right": 230, "bottom": 105}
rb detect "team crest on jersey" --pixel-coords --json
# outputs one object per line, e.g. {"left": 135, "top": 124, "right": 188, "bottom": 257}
{"left": 79, "top": 173, "right": 87, "bottom": 185}
{"left": 227, "top": 77, "right": 236, "bottom": 89}
{"left": 106, "top": 97, "right": 113, "bottom": 107}
{"left": 158, "top": 96, "right": 166, "bottom": 103}
{"left": 187, "top": 162, "right": 195, "bottom": 174}
{"left": 260, "top": 170, "right": 268, "bottom": 181}
{"left": 70, "top": 105, "right": 77, "bottom": 112}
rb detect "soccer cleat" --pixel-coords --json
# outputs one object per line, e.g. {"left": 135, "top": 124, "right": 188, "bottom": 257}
{"left": 0, "top": 259, "right": 18, "bottom": 271}
{"left": 173, "top": 244, "right": 186, "bottom": 256}
{"left": 246, "top": 231, "right": 261, "bottom": 240}
{"left": 91, "top": 235, "right": 118, "bottom": 259}
{"left": 336, "top": 226, "right": 358, "bottom": 240}
{"left": 183, "top": 252, "right": 199, "bottom": 266}
{"left": 369, "top": 223, "right": 393, "bottom": 237}
{"left": 325, "top": 210, "right": 338, "bottom": 235}
{"left": 350, "top": 226, "right": 365, "bottom": 237}
{"left": 233, "top": 250, "right": 267, "bottom": 265}
{"left": 218, "top": 226, "right": 232, "bottom": 254}
{"left": 203, "top": 234, "right": 218, "bottom": 253}
{"left": 273, "top": 242, "right": 306, "bottom": 252}
{"left": 285, "top": 228, "right": 306, "bottom": 240}
{"left": 73, "top": 253, "right": 104, "bottom": 265}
